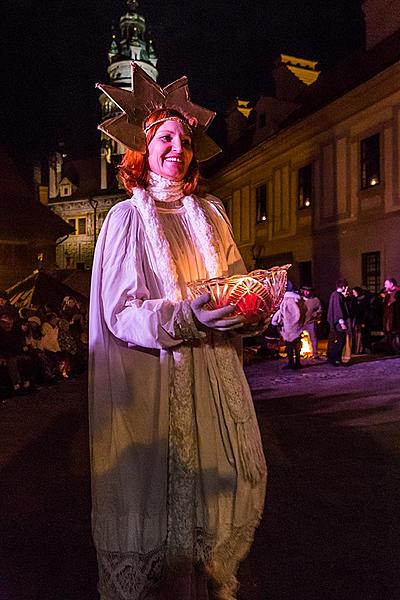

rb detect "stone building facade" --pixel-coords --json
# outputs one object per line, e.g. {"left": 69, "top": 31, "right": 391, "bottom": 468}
{"left": 209, "top": 0, "right": 400, "bottom": 301}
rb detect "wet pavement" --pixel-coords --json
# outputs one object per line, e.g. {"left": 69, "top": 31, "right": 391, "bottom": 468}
{"left": 1, "top": 354, "right": 400, "bottom": 600}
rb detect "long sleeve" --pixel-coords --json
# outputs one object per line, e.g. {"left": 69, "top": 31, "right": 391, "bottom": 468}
{"left": 95, "top": 201, "right": 186, "bottom": 350}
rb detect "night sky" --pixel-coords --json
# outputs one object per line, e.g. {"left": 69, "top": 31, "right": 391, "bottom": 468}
{"left": 2, "top": 0, "right": 365, "bottom": 166}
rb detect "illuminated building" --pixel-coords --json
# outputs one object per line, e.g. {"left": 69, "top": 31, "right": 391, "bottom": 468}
{"left": 209, "top": 0, "right": 400, "bottom": 300}
{"left": 45, "top": 0, "right": 158, "bottom": 272}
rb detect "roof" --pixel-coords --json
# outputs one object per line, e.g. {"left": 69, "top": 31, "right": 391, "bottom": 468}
{"left": 62, "top": 158, "right": 101, "bottom": 196}
{"left": 282, "top": 26, "right": 400, "bottom": 128}
{"left": 6, "top": 269, "right": 87, "bottom": 311}
{"left": 0, "top": 150, "right": 72, "bottom": 241}
{"left": 209, "top": 27, "right": 400, "bottom": 174}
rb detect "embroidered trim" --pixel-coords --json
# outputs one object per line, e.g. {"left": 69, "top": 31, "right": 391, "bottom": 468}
{"left": 97, "top": 545, "right": 165, "bottom": 599}
{"left": 96, "top": 520, "right": 263, "bottom": 600}
{"left": 154, "top": 198, "right": 183, "bottom": 210}
{"left": 173, "top": 300, "right": 206, "bottom": 342}
{"left": 147, "top": 171, "right": 185, "bottom": 203}
{"left": 167, "top": 345, "right": 197, "bottom": 564}
{"left": 212, "top": 342, "right": 266, "bottom": 484}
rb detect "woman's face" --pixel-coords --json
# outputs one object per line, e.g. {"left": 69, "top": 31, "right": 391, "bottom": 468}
{"left": 147, "top": 119, "right": 193, "bottom": 181}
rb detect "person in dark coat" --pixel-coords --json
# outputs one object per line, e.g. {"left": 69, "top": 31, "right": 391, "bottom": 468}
{"left": 0, "top": 312, "right": 34, "bottom": 394}
{"left": 327, "top": 279, "right": 350, "bottom": 366}
{"left": 383, "top": 278, "right": 400, "bottom": 353}
{"left": 351, "top": 286, "right": 370, "bottom": 354}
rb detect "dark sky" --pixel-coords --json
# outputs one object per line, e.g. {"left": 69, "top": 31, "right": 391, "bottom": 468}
{"left": 2, "top": 0, "right": 365, "bottom": 165}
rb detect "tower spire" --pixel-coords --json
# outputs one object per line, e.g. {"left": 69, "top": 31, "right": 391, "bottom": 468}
{"left": 99, "top": 0, "right": 159, "bottom": 181}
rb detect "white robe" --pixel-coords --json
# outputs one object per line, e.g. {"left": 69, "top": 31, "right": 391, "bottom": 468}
{"left": 88, "top": 193, "right": 267, "bottom": 599}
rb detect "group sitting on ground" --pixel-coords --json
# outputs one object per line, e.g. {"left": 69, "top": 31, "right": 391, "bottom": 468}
{"left": 0, "top": 292, "right": 87, "bottom": 398}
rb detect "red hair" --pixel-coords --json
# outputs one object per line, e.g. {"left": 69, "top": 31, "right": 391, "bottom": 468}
{"left": 118, "top": 109, "right": 199, "bottom": 195}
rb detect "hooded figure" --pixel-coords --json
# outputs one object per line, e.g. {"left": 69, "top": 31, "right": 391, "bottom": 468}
{"left": 272, "top": 281, "right": 307, "bottom": 369}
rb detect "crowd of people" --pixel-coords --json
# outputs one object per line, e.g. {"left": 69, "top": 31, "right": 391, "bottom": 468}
{"left": 269, "top": 276, "right": 400, "bottom": 369}
{"left": 1, "top": 274, "right": 398, "bottom": 395}
{"left": 0, "top": 292, "right": 87, "bottom": 398}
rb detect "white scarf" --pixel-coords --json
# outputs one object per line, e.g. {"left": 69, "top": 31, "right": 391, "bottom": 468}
{"left": 131, "top": 172, "right": 221, "bottom": 301}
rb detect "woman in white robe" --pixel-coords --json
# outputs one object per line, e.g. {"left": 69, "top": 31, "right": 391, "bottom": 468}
{"left": 89, "top": 72, "right": 266, "bottom": 600}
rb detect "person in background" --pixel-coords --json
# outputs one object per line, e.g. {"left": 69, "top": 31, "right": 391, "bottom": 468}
{"left": 0, "top": 312, "right": 34, "bottom": 394}
{"left": 0, "top": 290, "right": 19, "bottom": 321}
{"left": 300, "top": 285, "right": 322, "bottom": 359}
{"left": 383, "top": 277, "right": 400, "bottom": 353}
{"left": 350, "top": 286, "right": 370, "bottom": 354}
{"left": 327, "top": 279, "right": 351, "bottom": 366}
{"left": 57, "top": 317, "right": 78, "bottom": 378}
{"left": 23, "top": 316, "right": 57, "bottom": 384}
{"left": 272, "top": 281, "right": 307, "bottom": 370}
{"left": 41, "top": 312, "right": 61, "bottom": 377}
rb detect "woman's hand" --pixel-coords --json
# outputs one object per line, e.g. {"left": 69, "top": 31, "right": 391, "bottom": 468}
{"left": 191, "top": 293, "right": 245, "bottom": 332}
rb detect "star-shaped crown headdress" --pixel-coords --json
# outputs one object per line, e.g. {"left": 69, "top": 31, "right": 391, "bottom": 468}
{"left": 96, "top": 62, "right": 221, "bottom": 162}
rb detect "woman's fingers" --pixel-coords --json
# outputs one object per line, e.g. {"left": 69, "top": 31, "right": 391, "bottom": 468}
{"left": 207, "top": 304, "right": 236, "bottom": 319}
{"left": 191, "top": 293, "right": 211, "bottom": 310}
{"left": 212, "top": 315, "right": 245, "bottom": 329}
{"left": 191, "top": 295, "right": 245, "bottom": 331}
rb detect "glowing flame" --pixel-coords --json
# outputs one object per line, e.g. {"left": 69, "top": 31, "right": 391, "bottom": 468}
{"left": 300, "top": 331, "right": 313, "bottom": 357}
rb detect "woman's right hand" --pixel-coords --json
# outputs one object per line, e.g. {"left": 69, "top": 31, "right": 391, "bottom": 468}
{"left": 191, "top": 293, "right": 245, "bottom": 332}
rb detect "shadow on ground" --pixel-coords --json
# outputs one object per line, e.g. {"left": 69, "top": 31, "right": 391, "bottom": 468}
{"left": 1, "top": 360, "right": 400, "bottom": 600}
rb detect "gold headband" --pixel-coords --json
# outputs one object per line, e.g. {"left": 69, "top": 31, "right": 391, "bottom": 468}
{"left": 143, "top": 116, "right": 192, "bottom": 135}
{"left": 96, "top": 62, "right": 221, "bottom": 162}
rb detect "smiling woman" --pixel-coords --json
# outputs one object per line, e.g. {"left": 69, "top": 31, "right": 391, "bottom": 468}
{"left": 118, "top": 108, "right": 199, "bottom": 194}
{"left": 89, "top": 62, "right": 266, "bottom": 600}
{"left": 147, "top": 119, "right": 193, "bottom": 181}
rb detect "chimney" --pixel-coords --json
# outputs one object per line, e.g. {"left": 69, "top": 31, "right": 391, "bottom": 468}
{"left": 49, "top": 152, "right": 63, "bottom": 199}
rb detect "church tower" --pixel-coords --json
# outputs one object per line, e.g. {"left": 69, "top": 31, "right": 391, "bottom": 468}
{"left": 99, "top": 0, "right": 158, "bottom": 188}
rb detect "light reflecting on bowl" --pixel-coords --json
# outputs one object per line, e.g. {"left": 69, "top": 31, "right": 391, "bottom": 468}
{"left": 188, "top": 264, "right": 291, "bottom": 336}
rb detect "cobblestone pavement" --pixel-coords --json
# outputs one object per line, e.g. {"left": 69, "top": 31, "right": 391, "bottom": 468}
{"left": 1, "top": 355, "right": 399, "bottom": 600}
{"left": 241, "top": 354, "right": 400, "bottom": 600}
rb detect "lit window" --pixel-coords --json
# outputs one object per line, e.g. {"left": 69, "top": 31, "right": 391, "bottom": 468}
{"left": 67, "top": 217, "right": 87, "bottom": 236}
{"left": 298, "top": 164, "right": 312, "bottom": 210}
{"left": 255, "top": 184, "right": 267, "bottom": 223}
{"left": 361, "top": 134, "right": 380, "bottom": 189}
{"left": 78, "top": 217, "right": 87, "bottom": 235}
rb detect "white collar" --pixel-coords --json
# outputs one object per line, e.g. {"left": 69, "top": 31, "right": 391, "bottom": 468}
{"left": 146, "top": 171, "right": 185, "bottom": 203}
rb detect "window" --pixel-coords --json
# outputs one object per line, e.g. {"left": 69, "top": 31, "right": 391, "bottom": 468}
{"left": 361, "top": 134, "right": 380, "bottom": 189}
{"left": 362, "top": 251, "right": 380, "bottom": 293}
{"left": 255, "top": 184, "right": 267, "bottom": 223}
{"left": 78, "top": 217, "right": 86, "bottom": 235}
{"left": 298, "top": 164, "right": 312, "bottom": 210}
{"left": 60, "top": 184, "right": 72, "bottom": 197}
{"left": 67, "top": 216, "right": 87, "bottom": 236}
